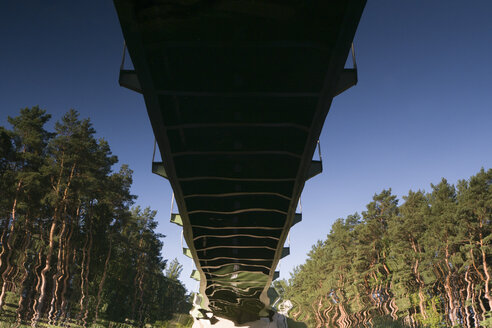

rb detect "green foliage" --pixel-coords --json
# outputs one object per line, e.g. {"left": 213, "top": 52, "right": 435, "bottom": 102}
{"left": 0, "top": 108, "right": 190, "bottom": 327}
{"left": 372, "top": 316, "right": 405, "bottom": 327}
{"left": 165, "top": 258, "right": 183, "bottom": 281}
{"left": 285, "top": 170, "right": 492, "bottom": 328}
{"left": 481, "top": 311, "right": 492, "bottom": 327}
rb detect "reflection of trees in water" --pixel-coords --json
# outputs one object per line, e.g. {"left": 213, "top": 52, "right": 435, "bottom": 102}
{"left": 0, "top": 108, "right": 189, "bottom": 326}
{"left": 286, "top": 317, "right": 307, "bottom": 328}
{"left": 286, "top": 169, "right": 492, "bottom": 327}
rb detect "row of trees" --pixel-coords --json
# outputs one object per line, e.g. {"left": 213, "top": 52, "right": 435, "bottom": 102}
{"left": 285, "top": 169, "right": 492, "bottom": 327}
{"left": 0, "top": 107, "right": 189, "bottom": 327}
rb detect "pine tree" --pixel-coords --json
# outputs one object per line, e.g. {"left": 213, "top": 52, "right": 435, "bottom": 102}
{"left": 0, "top": 107, "right": 52, "bottom": 311}
{"left": 166, "top": 258, "right": 183, "bottom": 281}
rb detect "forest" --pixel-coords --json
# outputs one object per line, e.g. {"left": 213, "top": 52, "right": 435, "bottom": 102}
{"left": 2, "top": 107, "right": 491, "bottom": 328}
{"left": 0, "top": 107, "right": 190, "bottom": 327}
{"left": 284, "top": 169, "right": 492, "bottom": 327}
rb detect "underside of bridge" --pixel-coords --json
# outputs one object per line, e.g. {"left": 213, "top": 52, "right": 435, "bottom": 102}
{"left": 113, "top": 0, "right": 366, "bottom": 324}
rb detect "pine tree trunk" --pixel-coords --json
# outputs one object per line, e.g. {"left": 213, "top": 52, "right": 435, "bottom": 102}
{"left": 337, "top": 303, "right": 348, "bottom": 328}
{"left": 137, "top": 267, "right": 145, "bottom": 324}
{"left": 458, "top": 286, "right": 470, "bottom": 328}
{"left": 335, "top": 289, "right": 349, "bottom": 328}
{"left": 311, "top": 299, "right": 321, "bottom": 328}
{"left": 330, "top": 302, "right": 339, "bottom": 327}
{"left": 26, "top": 226, "right": 44, "bottom": 318}
{"left": 322, "top": 298, "right": 333, "bottom": 326}
{"left": 470, "top": 282, "right": 481, "bottom": 326}
{"left": 60, "top": 248, "right": 76, "bottom": 324}
{"left": 317, "top": 296, "right": 325, "bottom": 328}
{"left": 132, "top": 238, "right": 144, "bottom": 320}
{"left": 60, "top": 205, "right": 78, "bottom": 323}
{"left": 0, "top": 232, "right": 15, "bottom": 310}
{"left": 416, "top": 265, "right": 427, "bottom": 321}
{"left": 30, "top": 157, "right": 64, "bottom": 327}
{"left": 15, "top": 214, "right": 32, "bottom": 325}
{"left": 81, "top": 225, "right": 93, "bottom": 328}
{"left": 32, "top": 162, "right": 75, "bottom": 327}
{"left": 382, "top": 282, "right": 391, "bottom": 316}
{"left": 389, "top": 282, "right": 398, "bottom": 321}
{"left": 95, "top": 238, "right": 112, "bottom": 322}
{"left": 380, "top": 262, "right": 393, "bottom": 318}
{"left": 477, "top": 288, "right": 487, "bottom": 321}
{"left": 362, "top": 309, "right": 371, "bottom": 328}
{"left": 465, "top": 268, "right": 475, "bottom": 326}
{"left": 131, "top": 269, "right": 139, "bottom": 320}
{"left": 469, "top": 246, "right": 488, "bottom": 323}
{"left": 78, "top": 226, "right": 89, "bottom": 325}
{"left": 0, "top": 179, "right": 23, "bottom": 310}
{"left": 29, "top": 240, "right": 45, "bottom": 326}
{"left": 31, "top": 218, "right": 57, "bottom": 327}
{"left": 444, "top": 244, "right": 458, "bottom": 326}
{"left": 479, "top": 230, "right": 492, "bottom": 311}
{"left": 47, "top": 216, "right": 68, "bottom": 325}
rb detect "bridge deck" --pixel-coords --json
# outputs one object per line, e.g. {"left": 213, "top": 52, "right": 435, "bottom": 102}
{"left": 114, "top": 0, "right": 366, "bottom": 323}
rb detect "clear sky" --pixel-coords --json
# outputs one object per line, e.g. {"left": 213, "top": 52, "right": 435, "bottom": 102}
{"left": 1, "top": 1, "right": 491, "bottom": 292}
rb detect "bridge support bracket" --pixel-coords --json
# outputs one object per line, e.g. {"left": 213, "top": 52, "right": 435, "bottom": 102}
{"left": 152, "top": 162, "right": 168, "bottom": 179}
{"left": 119, "top": 69, "right": 142, "bottom": 93}
{"left": 307, "top": 160, "right": 322, "bottom": 180}
{"left": 170, "top": 213, "right": 183, "bottom": 226}
{"left": 183, "top": 247, "right": 193, "bottom": 258}
{"left": 292, "top": 213, "right": 302, "bottom": 227}
{"left": 334, "top": 68, "right": 357, "bottom": 97}
{"left": 191, "top": 270, "right": 200, "bottom": 281}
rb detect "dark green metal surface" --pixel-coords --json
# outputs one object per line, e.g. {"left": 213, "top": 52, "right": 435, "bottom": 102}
{"left": 113, "top": 0, "right": 366, "bottom": 323}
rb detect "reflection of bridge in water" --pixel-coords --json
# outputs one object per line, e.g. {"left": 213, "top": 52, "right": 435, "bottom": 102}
{"left": 113, "top": 0, "right": 366, "bottom": 324}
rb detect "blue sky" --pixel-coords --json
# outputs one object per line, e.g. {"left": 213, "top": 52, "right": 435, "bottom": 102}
{"left": 1, "top": 1, "right": 491, "bottom": 291}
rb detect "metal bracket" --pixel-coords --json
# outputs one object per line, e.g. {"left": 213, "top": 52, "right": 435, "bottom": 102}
{"left": 306, "top": 160, "right": 322, "bottom": 180}
{"left": 307, "top": 140, "right": 323, "bottom": 180}
{"left": 152, "top": 162, "right": 168, "bottom": 179}
{"left": 119, "top": 69, "right": 142, "bottom": 93}
{"left": 118, "top": 42, "right": 142, "bottom": 93}
{"left": 170, "top": 213, "right": 183, "bottom": 226}
{"left": 183, "top": 247, "right": 193, "bottom": 258}
{"left": 191, "top": 270, "right": 200, "bottom": 281}
{"left": 334, "top": 43, "right": 358, "bottom": 97}
{"left": 291, "top": 213, "right": 302, "bottom": 227}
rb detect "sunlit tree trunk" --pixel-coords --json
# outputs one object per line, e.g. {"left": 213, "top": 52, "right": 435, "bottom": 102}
{"left": 410, "top": 240, "right": 427, "bottom": 322}
{"left": 322, "top": 298, "right": 334, "bottom": 326}
{"left": 479, "top": 227, "right": 492, "bottom": 311}
{"left": 388, "top": 282, "right": 398, "bottom": 321}
{"left": 0, "top": 180, "right": 23, "bottom": 310}
{"left": 60, "top": 205, "right": 78, "bottom": 323}
{"left": 81, "top": 224, "right": 93, "bottom": 328}
{"left": 78, "top": 205, "right": 93, "bottom": 327}
{"left": 29, "top": 237, "right": 45, "bottom": 326}
{"left": 477, "top": 288, "right": 487, "bottom": 320}
{"left": 15, "top": 214, "right": 32, "bottom": 325}
{"left": 470, "top": 281, "right": 480, "bottom": 327}
{"left": 444, "top": 244, "right": 458, "bottom": 326}
{"left": 95, "top": 238, "right": 111, "bottom": 322}
{"left": 32, "top": 162, "right": 75, "bottom": 327}
{"left": 31, "top": 217, "right": 57, "bottom": 327}
{"left": 48, "top": 216, "right": 68, "bottom": 324}
{"left": 330, "top": 302, "right": 339, "bottom": 328}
